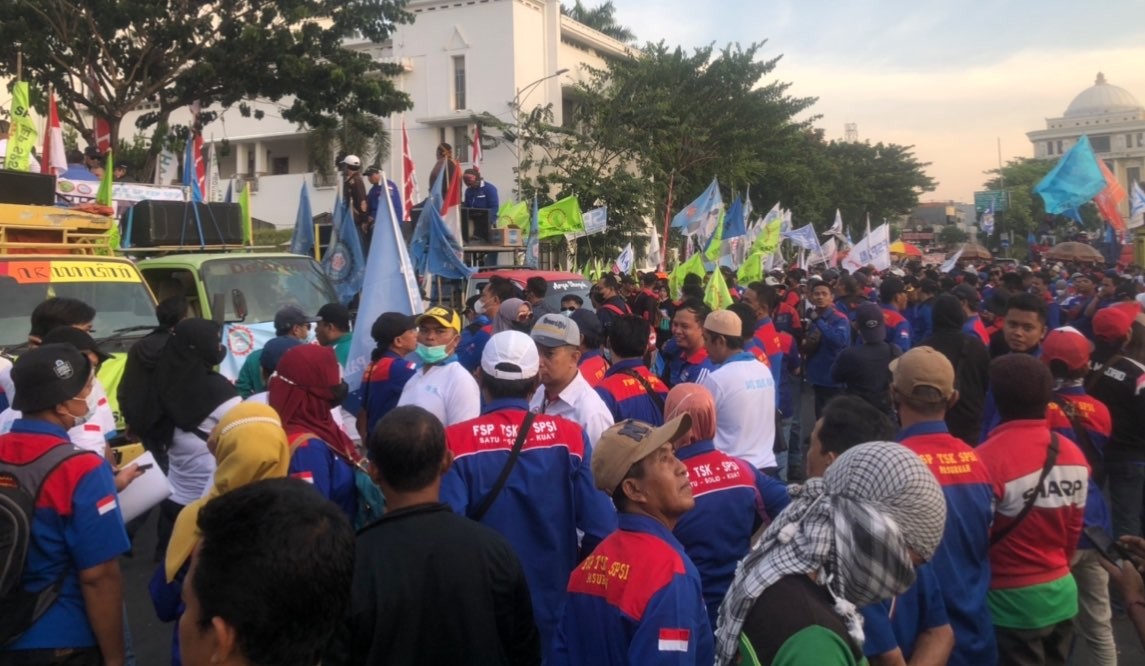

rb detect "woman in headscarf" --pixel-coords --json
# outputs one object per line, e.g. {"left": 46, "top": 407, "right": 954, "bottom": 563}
{"left": 715, "top": 442, "right": 946, "bottom": 666}
{"left": 491, "top": 297, "right": 531, "bottom": 334}
{"left": 269, "top": 344, "right": 358, "bottom": 523}
{"left": 666, "top": 384, "right": 790, "bottom": 630}
{"left": 150, "top": 402, "right": 290, "bottom": 666}
{"left": 153, "top": 318, "right": 241, "bottom": 556}
{"left": 920, "top": 294, "right": 989, "bottom": 445}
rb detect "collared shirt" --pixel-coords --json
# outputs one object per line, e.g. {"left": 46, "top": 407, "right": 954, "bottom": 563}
{"left": 662, "top": 339, "right": 714, "bottom": 387}
{"left": 745, "top": 316, "right": 782, "bottom": 380}
{"left": 328, "top": 331, "right": 354, "bottom": 367}
{"left": 595, "top": 358, "right": 668, "bottom": 425}
{"left": 463, "top": 181, "right": 500, "bottom": 212}
{"left": 701, "top": 351, "right": 777, "bottom": 469}
{"left": 398, "top": 356, "right": 481, "bottom": 426}
{"left": 804, "top": 307, "right": 852, "bottom": 387}
{"left": 531, "top": 372, "right": 615, "bottom": 444}
{"left": 0, "top": 418, "right": 130, "bottom": 651}
{"left": 555, "top": 513, "right": 713, "bottom": 666}
{"left": 355, "top": 351, "right": 419, "bottom": 435}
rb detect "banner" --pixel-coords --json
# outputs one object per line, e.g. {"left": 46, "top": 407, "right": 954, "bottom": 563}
{"left": 1130, "top": 181, "right": 1145, "bottom": 230}
{"left": 4, "top": 81, "right": 37, "bottom": 171}
{"left": 566, "top": 206, "right": 607, "bottom": 239}
{"left": 538, "top": 196, "right": 585, "bottom": 239}
{"left": 841, "top": 223, "right": 891, "bottom": 272}
{"left": 497, "top": 200, "right": 529, "bottom": 229}
{"left": 155, "top": 149, "right": 178, "bottom": 186}
{"left": 57, "top": 179, "right": 184, "bottom": 203}
{"left": 219, "top": 321, "right": 277, "bottom": 381}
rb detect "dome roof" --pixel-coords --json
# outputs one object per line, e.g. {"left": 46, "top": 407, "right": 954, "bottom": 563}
{"left": 1063, "top": 73, "right": 1143, "bottom": 118}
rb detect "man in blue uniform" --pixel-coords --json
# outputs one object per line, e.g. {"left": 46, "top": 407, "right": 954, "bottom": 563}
{"left": 462, "top": 167, "right": 499, "bottom": 215}
{"left": 879, "top": 276, "right": 913, "bottom": 351}
{"left": 355, "top": 312, "right": 419, "bottom": 439}
{"left": 596, "top": 316, "right": 668, "bottom": 425}
{"left": 554, "top": 415, "right": 713, "bottom": 665}
{"left": 802, "top": 280, "right": 852, "bottom": 417}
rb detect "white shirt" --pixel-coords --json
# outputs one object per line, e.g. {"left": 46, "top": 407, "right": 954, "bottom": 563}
{"left": 246, "top": 391, "right": 357, "bottom": 441}
{"left": 167, "top": 396, "right": 241, "bottom": 505}
{"left": 530, "top": 372, "right": 615, "bottom": 445}
{"left": 701, "top": 352, "right": 777, "bottom": 470}
{"left": 0, "top": 378, "right": 117, "bottom": 454}
{"left": 397, "top": 360, "right": 480, "bottom": 427}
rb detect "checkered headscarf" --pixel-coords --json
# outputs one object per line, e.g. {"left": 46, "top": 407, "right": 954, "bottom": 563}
{"left": 714, "top": 442, "right": 946, "bottom": 665}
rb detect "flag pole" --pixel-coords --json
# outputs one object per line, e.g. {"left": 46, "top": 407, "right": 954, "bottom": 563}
{"left": 659, "top": 173, "right": 675, "bottom": 272}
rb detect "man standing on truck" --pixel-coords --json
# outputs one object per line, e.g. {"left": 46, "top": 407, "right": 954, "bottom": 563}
{"left": 342, "top": 155, "right": 369, "bottom": 238}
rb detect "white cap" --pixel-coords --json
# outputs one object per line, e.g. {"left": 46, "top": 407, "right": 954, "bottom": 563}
{"left": 343, "top": 154, "right": 361, "bottom": 168}
{"left": 481, "top": 331, "right": 540, "bottom": 380}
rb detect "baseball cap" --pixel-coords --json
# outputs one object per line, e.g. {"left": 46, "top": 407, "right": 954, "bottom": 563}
{"left": 879, "top": 276, "right": 906, "bottom": 302}
{"left": 950, "top": 283, "right": 980, "bottom": 306}
{"left": 1041, "top": 327, "right": 1091, "bottom": 371}
{"left": 889, "top": 346, "right": 955, "bottom": 400}
{"left": 854, "top": 303, "right": 886, "bottom": 344}
{"left": 531, "top": 313, "right": 580, "bottom": 347}
{"left": 260, "top": 336, "right": 303, "bottom": 373}
{"left": 316, "top": 303, "right": 352, "bottom": 330}
{"left": 343, "top": 154, "right": 361, "bottom": 168}
{"left": 275, "top": 306, "right": 319, "bottom": 332}
{"left": 1093, "top": 302, "right": 1139, "bottom": 342}
{"left": 11, "top": 343, "right": 92, "bottom": 413}
{"left": 363, "top": 166, "right": 380, "bottom": 176}
{"left": 41, "top": 327, "right": 111, "bottom": 364}
{"left": 481, "top": 331, "right": 540, "bottom": 380}
{"left": 764, "top": 276, "right": 782, "bottom": 287}
{"left": 568, "top": 309, "right": 601, "bottom": 339}
{"left": 416, "top": 306, "right": 462, "bottom": 333}
{"left": 591, "top": 416, "right": 694, "bottom": 495}
{"left": 371, "top": 312, "right": 417, "bottom": 345}
{"left": 704, "top": 310, "right": 742, "bottom": 338}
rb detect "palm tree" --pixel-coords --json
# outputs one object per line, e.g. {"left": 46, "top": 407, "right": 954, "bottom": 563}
{"left": 562, "top": 1, "right": 636, "bottom": 43}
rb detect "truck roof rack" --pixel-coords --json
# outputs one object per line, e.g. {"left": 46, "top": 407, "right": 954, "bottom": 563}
{"left": 0, "top": 203, "right": 115, "bottom": 255}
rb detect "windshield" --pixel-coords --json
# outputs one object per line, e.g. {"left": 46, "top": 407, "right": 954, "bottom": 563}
{"left": 202, "top": 256, "right": 339, "bottom": 324}
{"left": 466, "top": 276, "right": 595, "bottom": 313}
{"left": 0, "top": 261, "right": 156, "bottom": 349}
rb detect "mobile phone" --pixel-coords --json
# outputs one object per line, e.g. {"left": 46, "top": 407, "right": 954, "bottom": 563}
{"left": 1085, "top": 526, "right": 1131, "bottom": 565}
{"left": 135, "top": 463, "right": 154, "bottom": 473}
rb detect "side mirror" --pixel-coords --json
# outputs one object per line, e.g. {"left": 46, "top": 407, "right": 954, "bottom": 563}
{"left": 231, "top": 288, "right": 249, "bottom": 322}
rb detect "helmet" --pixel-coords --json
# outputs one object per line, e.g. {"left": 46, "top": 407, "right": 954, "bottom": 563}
{"left": 343, "top": 154, "right": 361, "bottom": 168}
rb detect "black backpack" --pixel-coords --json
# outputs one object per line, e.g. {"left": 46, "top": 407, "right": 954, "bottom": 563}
{"left": 0, "top": 442, "right": 85, "bottom": 645}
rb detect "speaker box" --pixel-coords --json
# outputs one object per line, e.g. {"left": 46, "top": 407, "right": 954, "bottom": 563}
{"left": 0, "top": 171, "right": 56, "bottom": 205}
{"left": 125, "top": 201, "right": 244, "bottom": 247}
{"left": 461, "top": 207, "right": 491, "bottom": 242}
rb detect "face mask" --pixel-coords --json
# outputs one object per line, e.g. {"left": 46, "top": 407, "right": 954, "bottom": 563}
{"left": 210, "top": 345, "right": 228, "bottom": 366}
{"left": 474, "top": 299, "right": 486, "bottom": 316}
{"left": 329, "top": 381, "right": 349, "bottom": 408}
{"left": 69, "top": 392, "right": 99, "bottom": 428}
{"left": 416, "top": 342, "right": 450, "bottom": 365}
{"left": 602, "top": 348, "right": 613, "bottom": 363}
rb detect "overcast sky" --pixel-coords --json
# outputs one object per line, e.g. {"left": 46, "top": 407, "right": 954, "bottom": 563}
{"left": 611, "top": 0, "right": 1145, "bottom": 206}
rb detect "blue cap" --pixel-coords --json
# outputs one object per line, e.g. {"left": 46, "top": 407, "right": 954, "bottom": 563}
{"left": 261, "top": 336, "right": 304, "bottom": 373}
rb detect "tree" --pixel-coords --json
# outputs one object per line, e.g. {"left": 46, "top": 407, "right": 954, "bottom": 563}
{"left": 562, "top": 1, "right": 635, "bottom": 43}
{"left": 982, "top": 157, "right": 1097, "bottom": 244}
{"left": 0, "top": 0, "right": 414, "bottom": 151}
{"left": 938, "top": 225, "right": 968, "bottom": 245}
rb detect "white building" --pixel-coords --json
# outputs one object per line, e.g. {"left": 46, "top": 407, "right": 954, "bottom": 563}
{"left": 120, "top": 0, "right": 629, "bottom": 228}
{"left": 1027, "top": 72, "right": 1145, "bottom": 217}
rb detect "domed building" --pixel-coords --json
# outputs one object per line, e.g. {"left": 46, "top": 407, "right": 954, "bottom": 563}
{"left": 1028, "top": 73, "right": 1145, "bottom": 215}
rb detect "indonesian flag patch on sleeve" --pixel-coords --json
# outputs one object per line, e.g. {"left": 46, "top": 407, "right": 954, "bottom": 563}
{"left": 658, "top": 628, "right": 690, "bottom": 652}
{"left": 293, "top": 471, "right": 315, "bottom": 484}
{"left": 96, "top": 495, "right": 118, "bottom": 516}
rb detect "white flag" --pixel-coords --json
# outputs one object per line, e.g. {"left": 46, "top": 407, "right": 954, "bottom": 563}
{"left": 1130, "top": 181, "right": 1145, "bottom": 230}
{"left": 842, "top": 223, "right": 891, "bottom": 272}
{"left": 649, "top": 225, "right": 662, "bottom": 270}
{"left": 614, "top": 242, "right": 634, "bottom": 274}
{"left": 819, "top": 238, "right": 838, "bottom": 267}
{"left": 941, "top": 248, "right": 964, "bottom": 273}
{"left": 206, "top": 142, "right": 222, "bottom": 202}
{"left": 155, "top": 149, "right": 178, "bottom": 186}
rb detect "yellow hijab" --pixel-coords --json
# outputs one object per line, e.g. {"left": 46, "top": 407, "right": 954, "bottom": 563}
{"left": 164, "top": 403, "right": 290, "bottom": 581}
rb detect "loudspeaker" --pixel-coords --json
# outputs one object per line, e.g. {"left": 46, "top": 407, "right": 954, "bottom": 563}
{"left": 462, "top": 207, "right": 490, "bottom": 242}
{"left": 0, "top": 171, "right": 56, "bottom": 205}
{"left": 124, "top": 201, "right": 245, "bottom": 247}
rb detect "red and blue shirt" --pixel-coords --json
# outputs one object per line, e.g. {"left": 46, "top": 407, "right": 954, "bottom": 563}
{"left": 900, "top": 421, "right": 996, "bottom": 665}
{"left": 554, "top": 513, "right": 712, "bottom": 666}
{"left": 441, "top": 400, "right": 618, "bottom": 658}
{"left": 673, "top": 439, "right": 789, "bottom": 628}
{"left": 595, "top": 358, "right": 668, "bottom": 426}
{"left": 0, "top": 419, "right": 130, "bottom": 651}
{"left": 881, "top": 305, "right": 913, "bottom": 351}
{"left": 579, "top": 350, "right": 610, "bottom": 388}
{"left": 356, "top": 351, "right": 419, "bottom": 435}
{"left": 746, "top": 316, "right": 783, "bottom": 382}
{"left": 1047, "top": 387, "right": 1113, "bottom": 548}
{"left": 805, "top": 307, "right": 852, "bottom": 388}
{"left": 660, "top": 339, "right": 714, "bottom": 388}
{"left": 288, "top": 431, "right": 358, "bottom": 526}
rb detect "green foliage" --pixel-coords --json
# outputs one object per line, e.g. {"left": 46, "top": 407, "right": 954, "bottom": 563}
{"left": 0, "top": 0, "right": 413, "bottom": 150}
{"left": 982, "top": 157, "right": 1098, "bottom": 243}
{"left": 307, "top": 113, "right": 391, "bottom": 178}
{"left": 937, "top": 225, "right": 969, "bottom": 245}
{"left": 562, "top": 1, "right": 635, "bottom": 43}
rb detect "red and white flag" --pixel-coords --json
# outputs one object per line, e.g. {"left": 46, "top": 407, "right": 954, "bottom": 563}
{"left": 658, "top": 628, "right": 690, "bottom": 653}
{"left": 96, "top": 495, "right": 118, "bottom": 516}
{"left": 471, "top": 125, "right": 482, "bottom": 169}
{"left": 401, "top": 119, "right": 417, "bottom": 222}
{"left": 93, "top": 117, "right": 111, "bottom": 154}
{"left": 442, "top": 162, "right": 461, "bottom": 217}
{"left": 189, "top": 102, "right": 207, "bottom": 197}
{"left": 40, "top": 92, "right": 67, "bottom": 177}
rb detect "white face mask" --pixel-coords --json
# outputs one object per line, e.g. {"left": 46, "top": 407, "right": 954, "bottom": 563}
{"left": 69, "top": 392, "right": 99, "bottom": 428}
{"left": 474, "top": 299, "right": 487, "bottom": 316}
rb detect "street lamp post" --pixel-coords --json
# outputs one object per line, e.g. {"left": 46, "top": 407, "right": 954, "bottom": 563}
{"left": 511, "top": 68, "right": 569, "bottom": 196}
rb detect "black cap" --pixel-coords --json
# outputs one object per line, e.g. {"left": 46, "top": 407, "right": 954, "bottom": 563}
{"left": 41, "top": 327, "right": 111, "bottom": 364}
{"left": 316, "top": 303, "right": 352, "bottom": 331}
{"left": 951, "top": 283, "right": 980, "bottom": 305}
{"left": 879, "top": 276, "right": 906, "bottom": 303}
{"left": 364, "top": 166, "right": 381, "bottom": 176}
{"left": 371, "top": 312, "right": 417, "bottom": 347}
{"left": 855, "top": 303, "right": 886, "bottom": 344}
{"left": 12, "top": 343, "right": 92, "bottom": 413}
{"left": 274, "top": 306, "right": 319, "bottom": 333}
{"left": 568, "top": 308, "right": 602, "bottom": 338}
{"left": 260, "top": 336, "right": 303, "bottom": 373}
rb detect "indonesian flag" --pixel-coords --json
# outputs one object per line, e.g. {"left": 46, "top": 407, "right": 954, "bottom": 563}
{"left": 96, "top": 495, "right": 118, "bottom": 516}
{"left": 658, "top": 628, "right": 690, "bottom": 652}
{"left": 40, "top": 92, "right": 67, "bottom": 177}
{"left": 189, "top": 102, "right": 207, "bottom": 197}
{"left": 401, "top": 119, "right": 417, "bottom": 222}
{"left": 471, "top": 125, "right": 482, "bottom": 169}
{"left": 441, "top": 159, "right": 461, "bottom": 216}
{"left": 94, "top": 117, "right": 112, "bottom": 154}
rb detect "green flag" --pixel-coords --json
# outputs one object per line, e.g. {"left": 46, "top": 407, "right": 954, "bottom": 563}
{"left": 668, "top": 252, "right": 705, "bottom": 299}
{"left": 703, "top": 209, "right": 726, "bottom": 263}
{"left": 239, "top": 181, "right": 252, "bottom": 244}
{"left": 538, "top": 196, "right": 585, "bottom": 239}
{"left": 4, "top": 81, "right": 37, "bottom": 171}
{"left": 737, "top": 250, "right": 764, "bottom": 285}
{"left": 751, "top": 219, "right": 782, "bottom": 255}
{"left": 497, "top": 201, "right": 529, "bottom": 229}
{"left": 704, "top": 266, "right": 734, "bottom": 311}
{"left": 96, "top": 151, "right": 114, "bottom": 206}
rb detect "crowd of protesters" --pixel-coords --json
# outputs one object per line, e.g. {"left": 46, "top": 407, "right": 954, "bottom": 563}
{"left": 9, "top": 256, "right": 1145, "bottom": 665}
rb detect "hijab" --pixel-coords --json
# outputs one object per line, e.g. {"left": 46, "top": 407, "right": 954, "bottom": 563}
{"left": 164, "top": 403, "right": 289, "bottom": 581}
{"left": 664, "top": 383, "right": 716, "bottom": 447}
{"left": 268, "top": 344, "right": 358, "bottom": 462}
{"left": 493, "top": 297, "right": 527, "bottom": 334}
{"left": 155, "top": 318, "right": 237, "bottom": 431}
{"left": 715, "top": 442, "right": 946, "bottom": 664}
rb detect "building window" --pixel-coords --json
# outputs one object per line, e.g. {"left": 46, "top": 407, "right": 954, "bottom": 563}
{"left": 1046, "top": 141, "right": 1053, "bottom": 155}
{"left": 452, "top": 55, "right": 466, "bottom": 110}
{"left": 1138, "top": 133, "right": 1143, "bottom": 148}
{"left": 272, "top": 156, "right": 289, "bottom": 175}
{"left": 1129, "top": 134, "right": 1135, "bottom": 149}
{"left": 1056, "top": 140, "right": 1063, "bottom": 154}
{"left": 1091, "top": 135, "right": 1111, "bottom": 153}
{"left": 452, "top": 126, "right": 470, "bottom": 164}
{"left": 246, "top": 150, "right": 255, "bottom": 176}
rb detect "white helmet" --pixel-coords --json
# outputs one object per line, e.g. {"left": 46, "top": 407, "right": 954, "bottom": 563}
{"left": 343, "top": 154, "right": 361, "bottom": 168}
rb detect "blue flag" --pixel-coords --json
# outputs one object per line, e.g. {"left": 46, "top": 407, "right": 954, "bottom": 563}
{"left": 290, "top": 182, "right": 315, "bottom": 257}
{"left": 1034, "top": 135, "right": 1106, "bottom": 213}
{"left": 781, "top": 223, "right": 820, "bottom": 251}
{"left": 425, "top": 204, "right": 475, "bottom": 280}
{"left": 342, "top": 168, "right": 424, "bottom": 409}
{"left": 223, "top": 180, "right": 233, "bottom": 204}
{"left": 723, "top": 195, "right": 746, "bottom": 239}
{"left": 322, "top": 201, "right": 366, "bottom": 305}
{"left": 182, "top": 141, "right": 203, "bottom": 202}
{"left": 524, "top": 195, "right": 540, "bottom": 268}
{"left": 671, "top": 177, "right": 722, "bottom": 238}
{"left": 1061, "top": 207, "right": 1084, "bottom": 224}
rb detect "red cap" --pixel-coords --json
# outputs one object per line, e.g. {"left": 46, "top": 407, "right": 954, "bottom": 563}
{"left": 1041, "top": 327, "right": 1091, "bottom": 371}
{"left": 1093, "top": 302, "right": 1140, "bottom": 342}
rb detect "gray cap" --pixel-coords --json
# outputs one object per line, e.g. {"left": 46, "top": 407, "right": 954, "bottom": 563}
{"left": 531, "top": 313, "right": 580, "bottom": 348}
